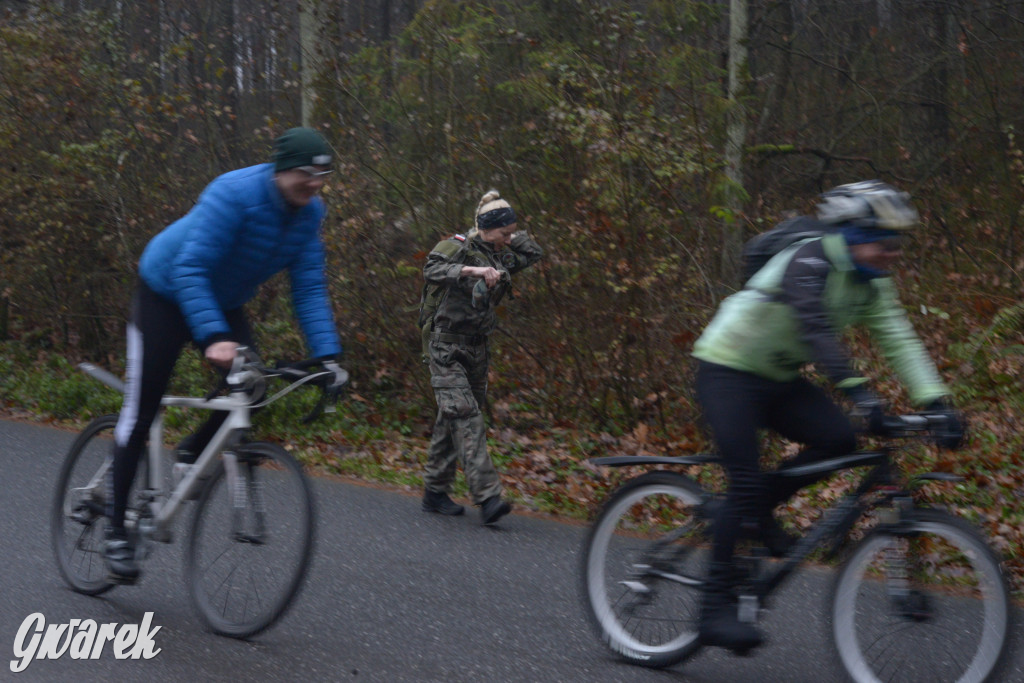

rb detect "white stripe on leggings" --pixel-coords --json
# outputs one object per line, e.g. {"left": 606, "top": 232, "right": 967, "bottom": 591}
{"left": 114, "top": 322, "right": 143, "bottom": 448}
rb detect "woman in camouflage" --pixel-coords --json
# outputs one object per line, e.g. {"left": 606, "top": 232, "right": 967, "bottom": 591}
{"left": 419, "top": 190, "right": 543, "bottom": 525}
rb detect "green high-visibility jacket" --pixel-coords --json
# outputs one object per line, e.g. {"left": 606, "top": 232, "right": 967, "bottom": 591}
{"left": 692, "top": 233, "right": 948, "bottom": 405}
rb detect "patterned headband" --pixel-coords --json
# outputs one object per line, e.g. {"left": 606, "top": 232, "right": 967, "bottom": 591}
{"left": 477, "top": 206, "right": 517, "bottom": 230}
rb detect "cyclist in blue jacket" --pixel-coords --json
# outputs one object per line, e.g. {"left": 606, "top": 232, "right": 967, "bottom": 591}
{"left": 105, "top": 127, "right": 347, "bottom": 582}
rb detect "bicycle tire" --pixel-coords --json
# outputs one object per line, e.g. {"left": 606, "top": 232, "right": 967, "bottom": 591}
{"left": 580, "top": 471, "right": 710, "bottom": 668}
{"left": 50, "top": 415, "right": 118, "bottom": 595}
{"left": 831, "top": 507, "right": 1011, "bottom": 683}
{"left": 185, "top": 441, "right": 315, "bottom": 638}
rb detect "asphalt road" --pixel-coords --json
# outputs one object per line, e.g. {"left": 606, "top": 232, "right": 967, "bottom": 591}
{"left": 2, "top": 418, "right": 1022, "bottom": 682}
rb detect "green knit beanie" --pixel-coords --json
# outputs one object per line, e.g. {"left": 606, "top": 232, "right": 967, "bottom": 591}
{"left": 272, "top": 127, "right": 333, "bottom": 172}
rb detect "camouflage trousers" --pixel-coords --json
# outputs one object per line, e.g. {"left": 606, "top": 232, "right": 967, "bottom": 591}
{"left": 425, "top": 338, "right": 502, "bottom": 505}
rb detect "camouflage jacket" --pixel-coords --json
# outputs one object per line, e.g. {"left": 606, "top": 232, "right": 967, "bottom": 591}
{"left": 422, "top": 231, "right": 543, "bottom": 338}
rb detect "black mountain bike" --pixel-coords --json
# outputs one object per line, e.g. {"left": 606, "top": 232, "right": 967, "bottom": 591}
{"left": 580, "top": 413, "right": 1011, "bottom": 683}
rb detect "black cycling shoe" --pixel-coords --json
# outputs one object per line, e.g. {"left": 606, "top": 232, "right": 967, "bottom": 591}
{"left": 174, "top": 434, "right": 199, "bottom": 464}
{"left": 480, "top": 496, "right": 512, "bottom": 525}
{"left": 699, "top": 602, "right": 764, "bottom": 655}
{"left": 422, "top": 490, "right": 465, "bottom": 516}
{"left": 698, "top": 561, "right": 765, "bottom": 655}
{"left": 104, "top": 527, "right": 140, "bottom": 584}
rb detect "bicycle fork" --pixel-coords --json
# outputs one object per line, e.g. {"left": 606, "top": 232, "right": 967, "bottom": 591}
{"left": 878, "top": 496, "right": 932, "bottom": 622}
{"left": 223, "top": 452, "right": 266, "bottom": 544}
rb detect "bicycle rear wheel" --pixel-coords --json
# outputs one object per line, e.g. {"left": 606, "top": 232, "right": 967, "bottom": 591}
{"left": 580, "top": 471, "right": 710, "bottom": 668}
{"left": 831, "top": 507, "right": 1011, "bottom": 683}
{"left": 50, "top": 415, "right": 118, "bottom": 595}
{"left": 185, "top": 441, "right": 315, "bottom": 638}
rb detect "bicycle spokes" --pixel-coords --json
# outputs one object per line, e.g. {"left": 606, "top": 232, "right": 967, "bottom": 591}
{"left": 832, "top": 511, "right": 1009, "bottom": 683}
{"left": 187, "top": 441, "right": 314, "bottom": 638}
{"left": 582, "top": 474, "right": 709, "bottom": 667}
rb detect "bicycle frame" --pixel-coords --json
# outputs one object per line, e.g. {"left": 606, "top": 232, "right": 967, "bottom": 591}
{"left": 749, "top": 453, "right": 894, "bottom": 604}
{"left": 78, "top": 360, "right": 264, "bottom": 544}
{"left": 591, "top": 444, "right": 959, "bottom": 611}
{"left": 141, "top": 392, "right": 252, "bottom": 539}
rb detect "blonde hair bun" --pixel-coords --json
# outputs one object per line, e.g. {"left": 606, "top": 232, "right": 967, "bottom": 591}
{"left": 477, "top": 189, "right": 508, "bottom": 216}
{"left": 472, "top": 188, "right": 517, "bottom": 234}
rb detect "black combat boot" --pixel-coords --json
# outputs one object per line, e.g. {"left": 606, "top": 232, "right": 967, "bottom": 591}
{"left": 421, "top": 490, "right": 465, "bottom": 516}
{"left": 480, "top": 496, "right": 511, "bottom": 525}
{"left": 698, "top": 561, "right": 764, "bottom": 654}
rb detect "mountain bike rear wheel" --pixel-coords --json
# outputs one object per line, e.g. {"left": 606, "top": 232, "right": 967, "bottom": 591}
{"left": 831, "top": 507, "right": 1011, "bottom": 683}
{"left": 185, "top": 441, "right": 315, "bottom": 638}
{"left": 580, "top": 471, "right": 710, "bottom": 668}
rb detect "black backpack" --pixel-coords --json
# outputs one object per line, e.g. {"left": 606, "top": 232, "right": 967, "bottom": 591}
{"left": 740, "top": 215, "right": 830, "bottom": 284}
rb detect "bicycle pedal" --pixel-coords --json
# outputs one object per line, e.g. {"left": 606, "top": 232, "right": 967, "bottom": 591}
{"left": 737, "top": 594, "right": 760, "bottom": 624}
{"left": 107, "top": 572, "right": 140, "bottom": 586}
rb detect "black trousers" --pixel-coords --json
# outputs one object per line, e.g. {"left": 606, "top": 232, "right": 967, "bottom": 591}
{"left": 694, "top": 361, "right": 857, "bottom": 564}
{"left": 107, "top": 279, "right": 254, "bottom": 529}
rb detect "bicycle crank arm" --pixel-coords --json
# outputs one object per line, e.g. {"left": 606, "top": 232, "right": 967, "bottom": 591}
{"left": 632, "top": 563, "right": 703, "bottom": 587}
{"left": 618, "top": 580, "right": 651, "bottom": 595}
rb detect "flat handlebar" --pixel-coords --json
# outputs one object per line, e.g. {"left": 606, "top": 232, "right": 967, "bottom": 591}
{"left": 876, "top": 412, "right": 946, "bottom": 434}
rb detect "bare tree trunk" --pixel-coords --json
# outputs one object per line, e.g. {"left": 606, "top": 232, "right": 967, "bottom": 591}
{"left": 300, "top": 0, "right": 322, "bottom": 127}
{"left": 723, "top": 0, "right": 748, "bottom": 288}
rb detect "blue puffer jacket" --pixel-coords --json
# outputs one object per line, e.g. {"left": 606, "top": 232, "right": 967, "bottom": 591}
{"left": 138, "top": 163, "right": 341, "bottom": 358}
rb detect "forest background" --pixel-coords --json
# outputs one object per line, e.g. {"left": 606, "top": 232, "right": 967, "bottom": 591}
{"left": 2, "top": 1, "right": 1024, "bottom": 588}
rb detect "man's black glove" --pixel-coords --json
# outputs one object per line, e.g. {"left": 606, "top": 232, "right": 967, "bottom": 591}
{"left": 847, "top": 386, "right": 887, "bottom": 435}
{"left": 926, "top": 397, "right": 965, "bottom": 449}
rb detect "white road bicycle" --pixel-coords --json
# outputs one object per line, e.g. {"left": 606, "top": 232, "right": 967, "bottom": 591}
{"left": 51, "top": 349, "right": 338, "bottom": 638}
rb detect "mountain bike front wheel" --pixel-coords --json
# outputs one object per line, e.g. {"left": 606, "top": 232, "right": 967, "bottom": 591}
{"left": 185, "top": 441, "right": 315, "bottom": 638}
{"left": 831, "top": 507, "right": 1011, "bottom": 683}
{"left": 580, "top": 471, "right": 711, "bottom": 668}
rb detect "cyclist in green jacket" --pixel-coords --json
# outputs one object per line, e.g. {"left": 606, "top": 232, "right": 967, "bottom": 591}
{"left": 691, "top": 180, "right": 963, "bottom": 653}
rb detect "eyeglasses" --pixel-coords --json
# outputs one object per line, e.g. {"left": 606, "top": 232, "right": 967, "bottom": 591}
{"left": 295, "top": 166, "right": 334, "bottom": 179}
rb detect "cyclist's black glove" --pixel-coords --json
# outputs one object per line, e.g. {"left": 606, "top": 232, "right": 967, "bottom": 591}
{"left": 925, "top": 397, "right": 965, "bottom": 450}
{"left": 847, "top": 386, "right": 886, "bottom": 436}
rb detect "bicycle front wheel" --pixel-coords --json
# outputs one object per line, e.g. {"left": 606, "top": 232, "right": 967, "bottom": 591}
{"left": 831, "top": 507, "right": 1011, "bottom": 683}
{"left": 185, "top": 441, "right": 315, "bottom": 638}
{"left": 580, "top": 471, "right": 710, "bottom": 668}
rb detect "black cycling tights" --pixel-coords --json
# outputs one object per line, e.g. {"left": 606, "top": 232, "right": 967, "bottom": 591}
{"left": 107, "top": 280, "right": 254, "bottom": 530}
{"left": 695, "top": 361, "right": 857, "bottom": 564}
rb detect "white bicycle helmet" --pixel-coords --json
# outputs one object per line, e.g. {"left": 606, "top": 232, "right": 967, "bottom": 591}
{"left": 816, "top": 180, "right": 918, "bottom": 230}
